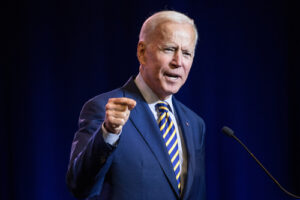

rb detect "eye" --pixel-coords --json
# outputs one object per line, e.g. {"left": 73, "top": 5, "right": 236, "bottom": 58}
{"left": 163, "top": 47, "right": 175, "bottom": 53}
{"left": 183, "top": 51, "right": 192, "bottom": 57}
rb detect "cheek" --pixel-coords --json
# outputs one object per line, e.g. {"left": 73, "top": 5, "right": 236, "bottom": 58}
{"left": 155, "top": 53, "right": 172, "bottom": 67}
{"left": 146, "top": 65, "right": 161, "bottom": 82}
{"left": 186, "top": 65, "right": 192, "bottom": 74}
{"left": 183, "top": 63, "right": 192, "bottom": 76}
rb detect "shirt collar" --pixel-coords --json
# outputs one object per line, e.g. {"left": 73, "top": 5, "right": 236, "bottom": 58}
{"left": 134, "top": 73, "right": 174, "bottom": 113}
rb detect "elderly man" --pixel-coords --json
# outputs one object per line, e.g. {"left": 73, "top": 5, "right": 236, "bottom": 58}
{"left": 66, "top": 10, "right": 206, "bottom": 200}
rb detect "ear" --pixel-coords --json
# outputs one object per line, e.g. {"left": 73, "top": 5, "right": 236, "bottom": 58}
{"left": 137, "top": 41, "right": 146, "bottom": 65}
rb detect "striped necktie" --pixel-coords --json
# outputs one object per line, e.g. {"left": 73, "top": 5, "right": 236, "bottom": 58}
{"left": 156, "top": 101, "right": 181, "bottom": 191}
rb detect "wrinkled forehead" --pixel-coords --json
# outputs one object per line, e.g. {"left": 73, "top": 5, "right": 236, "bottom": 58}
{"left": 151, "top": 22, "right": 197, "bottom": 47}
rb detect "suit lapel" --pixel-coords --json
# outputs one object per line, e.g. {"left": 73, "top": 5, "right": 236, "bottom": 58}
{"left": 122, "top": 78, "right": 180, "bottom": 197}
{"left": 172, "top": 98, "right": 196, "bottom": 199}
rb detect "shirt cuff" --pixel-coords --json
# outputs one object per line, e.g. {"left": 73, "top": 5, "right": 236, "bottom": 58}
{"left": 101, "top": 123, "right": 121, "bottom": 146}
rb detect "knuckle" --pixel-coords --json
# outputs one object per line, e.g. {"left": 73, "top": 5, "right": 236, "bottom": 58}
{"left": 105, "top": 103, "right": 111, "bottom": 110}
{"left": 106, "top": 110, "right": 111, "bottom": 116}
{"left": 107, "top": 115, "right": 114, "bottom": 122}
{"left": 108, "top": 98, "right": 115, "bottom": 102}
{"left": 120, "top": 119, "right": 125, "bottom": 125}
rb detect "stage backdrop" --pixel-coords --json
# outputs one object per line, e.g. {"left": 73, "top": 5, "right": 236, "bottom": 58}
{"left": 3, "top": 0, "right": 299, "bottom": 199}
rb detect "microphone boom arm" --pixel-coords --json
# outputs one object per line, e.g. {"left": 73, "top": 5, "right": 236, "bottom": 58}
{"left": 222, "top": 126, "right": 300, "bottom": 199}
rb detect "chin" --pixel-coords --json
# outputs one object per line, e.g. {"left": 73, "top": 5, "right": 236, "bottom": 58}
{"left": 166, "top": 83, "right": 182, "bottom": 92}
{"left": 156, "top": 81, "right": 183, "bottom": 98}
{"left": 162, "top": 87, "right": 181, "bottom": 97}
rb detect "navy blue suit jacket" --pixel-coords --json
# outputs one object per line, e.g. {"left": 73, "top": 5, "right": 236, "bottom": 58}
{"left": 66, "top": 77, "right": 206, "bottom": 200}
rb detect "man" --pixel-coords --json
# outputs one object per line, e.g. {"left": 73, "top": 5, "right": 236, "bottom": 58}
{"left": 66, "top": 10, "right": 206, "bottom": 200}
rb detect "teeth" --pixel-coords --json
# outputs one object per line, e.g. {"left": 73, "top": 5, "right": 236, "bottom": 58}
{"left": 166, "top": 74, "right": 178, "bottom": 78}
{"left": 166, "top": 75, "right": 178, "bottom": 80}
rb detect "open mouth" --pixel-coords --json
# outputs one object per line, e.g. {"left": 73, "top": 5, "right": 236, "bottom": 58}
{"left": 164, "top": 72, "right": 180, "bottom": 80}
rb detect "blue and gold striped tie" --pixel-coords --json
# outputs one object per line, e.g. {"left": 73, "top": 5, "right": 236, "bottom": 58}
{"left": 156, "top": 101, "right": 181, "bottom": 191}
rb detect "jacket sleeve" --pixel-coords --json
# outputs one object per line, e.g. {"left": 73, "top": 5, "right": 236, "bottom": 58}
{"left": 66, "top": 97, "right": 115, "bottom": 199}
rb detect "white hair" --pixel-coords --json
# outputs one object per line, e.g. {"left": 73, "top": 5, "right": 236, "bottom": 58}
{"left": 139, "top": 10, "right": 198, "bottom": 45}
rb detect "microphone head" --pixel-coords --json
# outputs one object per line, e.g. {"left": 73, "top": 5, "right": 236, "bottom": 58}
{"left": 221, "top": 126, "right": 235, "bottom": 137}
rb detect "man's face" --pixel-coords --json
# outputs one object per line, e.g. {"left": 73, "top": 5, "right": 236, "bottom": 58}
{"left": 138, "top": 22, "right": 196, "bottom": 100}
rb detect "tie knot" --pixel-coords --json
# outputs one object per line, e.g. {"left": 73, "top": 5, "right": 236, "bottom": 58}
{"left": 156, "top": 101, "right": 171, "bottom": 113}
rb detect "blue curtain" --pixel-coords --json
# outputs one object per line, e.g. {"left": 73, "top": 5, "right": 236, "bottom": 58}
{"left": 3, "top": 0, "right": 299, "bottom": 199}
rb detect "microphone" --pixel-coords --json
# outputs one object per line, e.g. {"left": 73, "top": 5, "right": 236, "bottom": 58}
{"left": 221, "top": 126, "right": 300, "bottom": 199}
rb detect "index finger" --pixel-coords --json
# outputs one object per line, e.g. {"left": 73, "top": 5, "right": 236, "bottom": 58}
{"left": 109, "top": 97, "right": 136, "bottom": 110}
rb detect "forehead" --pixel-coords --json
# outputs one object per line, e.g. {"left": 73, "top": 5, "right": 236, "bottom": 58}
{"left": 152, "top": 22, "right": 196, "bottom": 47}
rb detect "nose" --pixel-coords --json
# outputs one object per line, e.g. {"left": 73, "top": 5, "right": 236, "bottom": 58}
{"left": 171, "top": 50, "right": 183, "bottom": 68}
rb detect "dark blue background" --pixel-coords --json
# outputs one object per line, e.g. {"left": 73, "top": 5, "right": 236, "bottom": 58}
{"left": 3, "top": 0, "right": 299, "bottom": 199}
